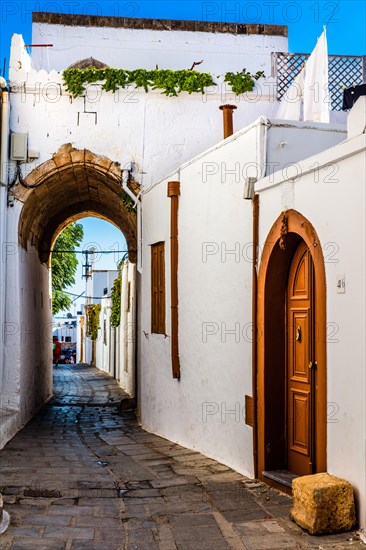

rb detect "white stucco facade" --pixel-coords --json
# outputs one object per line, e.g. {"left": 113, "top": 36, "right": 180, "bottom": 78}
{"left": 78, "top": 262, "right": 136, "bottom": 395}
{"left": 255, "top": 100, "right": 366, "bottom": 531}
{"left": 1, "top": 202, "right": 53, "bottom": 446}
{"left": 9, "top": 15, "right": 289, "bottom": 190}
{"left": 116, "top": 261, "right": 137, "bottom": 397}
{"left": 139, "top": 108, "right": 365, "bottom": 531}
{"left": 139, "top": 118, "right": 347, "bottom": 472}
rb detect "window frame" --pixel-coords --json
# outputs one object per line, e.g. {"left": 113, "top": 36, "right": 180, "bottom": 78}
{"left": 151, "top": 241, "right": 166, "bottom": 334}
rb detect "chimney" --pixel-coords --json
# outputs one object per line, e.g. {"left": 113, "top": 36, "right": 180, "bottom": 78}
{"left": 219, "top": 104, "right": 237, "bottom": 139}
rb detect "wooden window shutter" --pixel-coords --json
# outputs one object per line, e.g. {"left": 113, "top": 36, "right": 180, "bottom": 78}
{"left": 151, "top": 242, "right": 165, "bottom": 334}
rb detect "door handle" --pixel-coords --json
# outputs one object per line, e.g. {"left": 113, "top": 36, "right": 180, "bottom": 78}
{"left": 308, "top": 361, "right": 318, "bottom": 370}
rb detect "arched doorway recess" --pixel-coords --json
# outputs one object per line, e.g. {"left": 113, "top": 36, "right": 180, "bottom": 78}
{"left": 256, "top": 209, "right": 327, "bottom": 487}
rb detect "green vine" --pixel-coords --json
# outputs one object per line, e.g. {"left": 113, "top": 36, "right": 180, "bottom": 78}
{"left": 119, "top": 189, "right": 136, "bottom": 213}
{"left": 224, "top": 69, "right": 265, "bottom": 95}
{"left": 85, "top": 304, "right": 101, "bottom": 341}
{"left": 63, "top": 68, "right": 216, "bottom": 97}
{"left": 62, "top": 67, "right": 265, "bottom": 98}
{"left": 110, "top": 261, "right": 123, "bottom": 328}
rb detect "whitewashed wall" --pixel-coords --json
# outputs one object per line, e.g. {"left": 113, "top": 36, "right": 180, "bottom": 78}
{"left": 31, "top": 21, "right": 286, "bottom": 76}
{"left": 9, "top": 32, "right": 284, "bottom": 192}
{"left": 53, "top": 323, "right": 77, "bottom": 343}
{"left": 255, "top": 103, "right": 366, "bottom": 531}
{"left": 141, "top": 123, "right": 266, "bottom": 476}
{"left": 90, "top": 262, "right": 136, "bottom": 393}
{"left": 95, "top": 297, "right": 111, "bottom": 374}
{"left": 117, "top": 262, "right": 137, "bottom": 396}
{"left": 0, "top": 203, "right": 52, "bottom": 448}
{"left": 140, "top": 117, "right": 347, "bottom": 476}
{"left": 76, "top": 315, "right": 85, "bottom": 363}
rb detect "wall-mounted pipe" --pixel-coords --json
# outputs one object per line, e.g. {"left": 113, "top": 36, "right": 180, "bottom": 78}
{"left": 122, "top": 167, "right": 142, "bottom": 272}
{"left": 167, "top": 180, "right": 180, "bottom": 380}
{"left": 251, "top": 193, "right": 259, "bottom": 478}
{"left": 0, "top": 84, "right": 10, "bottom": 536}
{"left": 219, "top": 104, "right": 237, "bottom": 139}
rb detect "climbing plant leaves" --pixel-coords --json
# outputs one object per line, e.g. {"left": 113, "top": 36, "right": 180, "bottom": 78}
{"left": 85, "top": 304, "right": 102, "bottom": 341}
{"left": 224, "top": 69, "right": 265, "bottom": 95}
{"left": 63, "top": 67, "right": 264, "bottom": 98}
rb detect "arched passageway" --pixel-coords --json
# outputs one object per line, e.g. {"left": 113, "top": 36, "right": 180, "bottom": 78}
{"left": 15, "top": 144, "right": 138, "bottom": 263}
{"left": 1, "top": 144, "right": 138, "bottom": 448}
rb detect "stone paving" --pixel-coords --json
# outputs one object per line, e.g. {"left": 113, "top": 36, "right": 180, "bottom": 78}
{"left": 0, "top": 363, "right": 364, "bottom": 550}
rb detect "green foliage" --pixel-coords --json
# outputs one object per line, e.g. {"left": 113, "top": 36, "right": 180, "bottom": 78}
{"left": 110, "top": 275, "right": 122, "bottom": 328}
{"left": 119, "top": 189, "right": 136, "bottom": 213}
{"left": 224, "top": 69, "right": 265, "bottom": 95}
{"left": 110, "top": 267, "right": 122, "bottom": 328}
{"left": 51, "top": 223, "right": 84, "bottom": 315}
{"left": 63, "top": 68, "right": 216, "bottom": 97}
{"left": 111, "top": 258, "right": 128, "bottom": 328}
{"left": 63, "top": 67, "right": 265, "bottom": 98}
{"left": 86, "top": 304, "right": 101, "bottom": 341}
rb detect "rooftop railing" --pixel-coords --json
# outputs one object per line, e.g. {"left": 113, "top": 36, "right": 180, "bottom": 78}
{"left": 272, "top": 52, "right": 366, "bottom": 111}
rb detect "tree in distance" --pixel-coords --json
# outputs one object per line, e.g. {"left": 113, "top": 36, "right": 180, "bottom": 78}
{"left": 51, "top": 223, "right": 84, "bottom": 314}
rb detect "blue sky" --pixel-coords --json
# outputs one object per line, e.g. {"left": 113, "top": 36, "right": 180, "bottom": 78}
{"left": 63, "top": 217, "right": 127, "bottom": 314}
{"left": 1, "top": 1, "right": 365, "bottom": 312}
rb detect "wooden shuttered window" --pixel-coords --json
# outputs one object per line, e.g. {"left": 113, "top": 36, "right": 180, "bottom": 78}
{"left": 151, "top": 242, "right": 165, "bottom": 334}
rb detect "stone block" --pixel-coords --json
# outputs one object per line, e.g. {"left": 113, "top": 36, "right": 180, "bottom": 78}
{"left": 290, "top": 473, "right": 356, "bottom": 535}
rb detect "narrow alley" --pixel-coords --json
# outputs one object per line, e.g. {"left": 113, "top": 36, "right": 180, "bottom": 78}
{"left": 0, "top": 365, "right": 363, "bottom": 550}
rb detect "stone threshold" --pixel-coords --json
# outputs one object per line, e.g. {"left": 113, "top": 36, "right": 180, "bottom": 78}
{"left": 262, "top": 470, "right": 299, "bottom": 488}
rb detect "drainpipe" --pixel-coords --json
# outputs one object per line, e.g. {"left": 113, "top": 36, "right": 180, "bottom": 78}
{"left": 0, "top": 83, "right": 10, "bottom": 535}
{"left": 246, "top": 120, "right": 268, "bottom": 479}
{"left": 122, "top": 167, "right": 142, "bottom": 272}
{"left": 252, "top": 193, "right": 259, "bottom": 479}
{"left": 167, "top": 181, "right": 180, "bottom": 380}
{"left": 0, "top": 87, "right": 10, "bottom": 327}
{"left": 219, "top": 104, "right": 237, "bottom": 139}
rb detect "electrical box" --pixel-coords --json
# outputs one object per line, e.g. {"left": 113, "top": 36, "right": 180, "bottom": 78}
{"left": 10, "top": 133, "right": 28, "bottom": 161}
{"left": 27, "top": 149, "right": 40, "bottom": 160}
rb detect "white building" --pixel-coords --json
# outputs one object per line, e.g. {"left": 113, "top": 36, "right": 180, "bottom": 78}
{"left": 77, "top": 264, "right": 136, "bottom": 397}
{"left": 1, "top": 10, "right": 365, "bottom": 539}
{"left": 87, "top": 262, "right": 137, "bottom": 397}
{"left": 53, "top": 316, "right": 77, "bottom": 343}
{"left": 79, "top": 268, "right": 118, "bottom": 364}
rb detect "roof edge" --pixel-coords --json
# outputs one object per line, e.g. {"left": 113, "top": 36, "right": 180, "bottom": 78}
{"left": 32, "top": 12, "right": 288, "bottom": 37}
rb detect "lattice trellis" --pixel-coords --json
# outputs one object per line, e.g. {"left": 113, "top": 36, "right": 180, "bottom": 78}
{"left": 273, "top": 52, "right": 365, "bottom": 111}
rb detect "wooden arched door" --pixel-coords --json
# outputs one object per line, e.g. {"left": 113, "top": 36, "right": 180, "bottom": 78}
{"left": 256, "top": 210, "right": 327, "bottom": 486}
{"left": 287, "top": 241, "right": 315, "bottom": 475}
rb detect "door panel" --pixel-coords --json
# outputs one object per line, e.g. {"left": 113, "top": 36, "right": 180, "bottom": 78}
{"left": 290, "top": 389, "right": 310, "bottom": 453}
{"left": 287, "top": 242, "right": 315, "bottom": 475}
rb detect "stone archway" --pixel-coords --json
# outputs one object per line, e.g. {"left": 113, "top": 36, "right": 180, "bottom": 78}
{"left": 15, "top": 144, "right": 138, "bottom": 263}
{"left": 1, "top": 144, "right": 139, "bottom": 449}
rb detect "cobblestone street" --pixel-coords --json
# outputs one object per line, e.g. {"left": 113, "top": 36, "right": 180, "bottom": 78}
{"left": 0, "top": 364, "right": 363, "bottom": 550}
